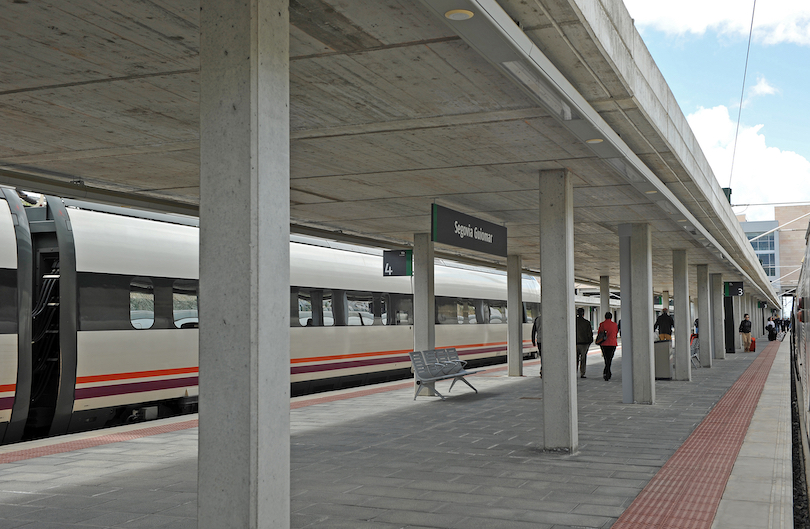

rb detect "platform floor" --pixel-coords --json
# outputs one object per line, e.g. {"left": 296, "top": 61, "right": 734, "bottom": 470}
{"left": 0, "top": 336, "right": 792, "bottom": 528}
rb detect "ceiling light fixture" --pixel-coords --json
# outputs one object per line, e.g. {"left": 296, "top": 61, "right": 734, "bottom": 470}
{"left": 445, "top": 9, "right": 474, "bottom": 20}
{"left": 644, "top": 190, "right": 658, "bottom": 194}
{"left": 585, "top": 138, "right": 603, "bottom": 144}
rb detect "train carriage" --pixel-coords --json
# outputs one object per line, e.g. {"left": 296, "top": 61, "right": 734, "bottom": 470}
{"left": 0, "top": 190, "right": 588, "bottom": 443}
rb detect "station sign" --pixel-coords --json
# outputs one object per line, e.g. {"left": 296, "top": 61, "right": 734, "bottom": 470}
{"left": 724, "top": 281, "right": 744, "bottom": 297}
{"left": 383, "top": 250, "right": 412, "bottom": 276}
{"left": 431, "top": 204, "right": 507, "bottom": 257}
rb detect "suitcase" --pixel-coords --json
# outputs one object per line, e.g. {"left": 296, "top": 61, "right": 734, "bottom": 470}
{"left": 749, "top": 337, "right": 756, "bottom": 352}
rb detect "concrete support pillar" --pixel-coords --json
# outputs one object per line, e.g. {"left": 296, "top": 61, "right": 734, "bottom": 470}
{"left": 198, "top": 0, "right": 290, "bottom": 526}
{"left": 696, "top": 265, "right": 712, "bottom": 367}
{"left": 733, "top": 295, "right": 743, "bottom": 352}
{"left": 661, "top": 290, "right": 669, "bottom": 312}
{"left": 711, "top": 273, "right": 725, "bottom": 360}
{"left": 539, "top": 169, "right": 577, "bottom": 450}
{"left": 413, "top": 233, "right": 435, "bottom": 352}
{"left": 599, "top": 275, "right": 610, "bottom": 323}
{"left": 620, "top": 223, "right": 654, "bottom": 404}
{"left": 507, "top": 254, "right": 523, "bottom": 376}
{"left": 672, "top": 250, "right": 690, "bottom": 381}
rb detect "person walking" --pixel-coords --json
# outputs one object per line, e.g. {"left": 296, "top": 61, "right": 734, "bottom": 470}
{"left": 531, "top": 314, "right": 542, "bottom": 377}
{"left": 597, "top": 312, "right": 619, "bottom": 381}
{"left": 738, "top": 314, "right": 752, "bottom": 351}
{"left": 654, "top": 307, "right": 674, "bottom": 341}
{"left": 575, "top": 307, "right": 592, "bottom": 379}
{"left": 766, "top": 317, "right": 777, "bottom": 341}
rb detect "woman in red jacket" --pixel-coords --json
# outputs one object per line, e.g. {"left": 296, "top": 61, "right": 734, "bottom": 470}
{"left": 597, "top": 312, "right": 619, "bottom": 381}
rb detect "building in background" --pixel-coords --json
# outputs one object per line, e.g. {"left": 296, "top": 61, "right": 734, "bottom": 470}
{"left": 738, "top": 205, "right": 810, "bottom": 313}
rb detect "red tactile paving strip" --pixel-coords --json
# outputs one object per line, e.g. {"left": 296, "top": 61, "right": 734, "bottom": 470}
{"left": 0, "top": 419, "right": 199, "bottom": 464}
{"left": 612, "top": 340, "right": 781, "bottom": 529}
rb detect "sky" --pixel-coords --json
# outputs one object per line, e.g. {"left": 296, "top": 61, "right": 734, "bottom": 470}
{"left": 622, "top": 0, "right": 810, "bottom": 222}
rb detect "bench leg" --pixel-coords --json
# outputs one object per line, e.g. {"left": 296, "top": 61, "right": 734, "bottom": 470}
{"left": 449, "top": 376, "right": 477, "bottom": 394}
{"left": 415, "top": 381, "right": 443, "bottom": 400}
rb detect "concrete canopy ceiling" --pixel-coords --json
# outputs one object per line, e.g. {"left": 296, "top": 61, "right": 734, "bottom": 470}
{"left": 0, "top": 0, "right": 777, "bottom": 303}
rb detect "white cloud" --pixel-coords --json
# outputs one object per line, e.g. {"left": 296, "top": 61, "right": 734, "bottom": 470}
{"left": 623, "top": 0, "right": 810, "bottom": 46}
{"left": 743, "top": 76, "right": 778, "bottom": 107}
{"left": 686, "top": 105, "right": 810, "bottom": 221}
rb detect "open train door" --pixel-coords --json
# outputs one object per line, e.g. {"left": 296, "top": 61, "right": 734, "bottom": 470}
{"left": 21, "top": 196, "right": 77, "bottom": 440}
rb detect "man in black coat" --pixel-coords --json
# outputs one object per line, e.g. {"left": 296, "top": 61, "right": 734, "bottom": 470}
{"left": 739, "top": 314, "right": 752, "bottom": 350}
{"left": 654, "top": 308, "right": 674, "bottom": 341}
{"left": 575, "top": 307, "right": 593, "bottom": 378}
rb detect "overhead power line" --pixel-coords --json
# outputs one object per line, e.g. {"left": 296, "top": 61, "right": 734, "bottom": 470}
{"left": 728, "top": 0, "right": 757, "bottom": 188}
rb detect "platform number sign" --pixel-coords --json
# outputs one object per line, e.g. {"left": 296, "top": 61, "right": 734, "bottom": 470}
{"left": 724, "top": 281, "right": 744, "bottom": 297}
{"left": 383, "top": 250, "right": 412, "bottom": 277}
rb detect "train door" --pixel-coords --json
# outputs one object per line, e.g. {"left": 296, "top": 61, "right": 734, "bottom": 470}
{"left": 23, "top": 197, "right": 77, "bottom": 440}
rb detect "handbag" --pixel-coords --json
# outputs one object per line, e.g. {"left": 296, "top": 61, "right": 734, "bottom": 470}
{"left": 595, "top": 329, "right": 607, "bottom": 345}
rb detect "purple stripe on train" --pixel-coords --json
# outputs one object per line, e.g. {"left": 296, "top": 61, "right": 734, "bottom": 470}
{"left": 291, "top": 345, "right": 512, "bottom": 375}
{"left": 0, "top": 396, "right": 14, "bottom": 411}
{"left": 75, "top": 376, "right": 199, "bottom": 400}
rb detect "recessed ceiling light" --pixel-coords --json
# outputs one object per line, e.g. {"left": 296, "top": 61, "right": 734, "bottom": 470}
{"left": 445, "top": 9, "right": 474, "bottom": 20}
{"left": 644, "top": 190, "right": 658, "bottom": 194}
{"left": 677, "top": 219, "right": 687, "bottom": 222}
{"left": 585, "top": 138, "right": 604, "bottom": 144}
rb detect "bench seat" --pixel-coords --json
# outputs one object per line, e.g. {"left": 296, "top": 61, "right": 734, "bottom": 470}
{"left": 409, "top": 348, "right": 479, "bottom": 400}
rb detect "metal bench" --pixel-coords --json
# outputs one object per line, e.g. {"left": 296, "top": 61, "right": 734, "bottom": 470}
{"left": 409, "top": 348, "right": 478, "bottom": 400}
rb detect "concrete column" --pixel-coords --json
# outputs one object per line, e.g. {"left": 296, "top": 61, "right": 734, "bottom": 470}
{"left": 198, "top": 0, "right": 290, "bottom": 526}
{"left": 507, "top": 254, "right": 523, "bottom": 376}
{"left": 661, "top": 290, "right": 669, "bottom": 312}
{"left": 672, "top": 250, "right": 690, "bottom": 381}
{"left": 599, "top": 275, "right": 610, "bottom": 323}
{"left": 696, "top": 265, "right": 712, "bottom": 367}
{"left": 711, "top": 273, "right": 725, "bottom": 360}
{"left": 733, "top": 295, "right": 743, "bottom": 352}
{"left": 620, "top": 223, "right": 655, "bottom": 404}
{"left": 619, "top": 227, "right": 633, "bottom": 403}
{"left": 539, "top": 169, "right": 577, "bottom": 450}
{"left": 413, "top": 233, "right": 435, "bottom": 352}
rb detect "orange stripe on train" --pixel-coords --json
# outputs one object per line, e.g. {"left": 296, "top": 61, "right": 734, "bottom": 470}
{"left": 76, "top": 366, "right": 199, "bottom": 385}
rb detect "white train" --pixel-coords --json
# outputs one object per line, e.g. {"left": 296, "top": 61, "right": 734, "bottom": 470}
{"left": 1, "top": 191, "right": 556, "bottom": 444}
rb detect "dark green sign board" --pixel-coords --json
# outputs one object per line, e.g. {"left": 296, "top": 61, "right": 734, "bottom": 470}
{"left": 431, "top": 204, "right": 507, "bottom": 257}
{"left": 383, "top": 250, "right": 412, "bottom": 276}
{"left": 724, "top": 281, "right": 744, "bottom": 297}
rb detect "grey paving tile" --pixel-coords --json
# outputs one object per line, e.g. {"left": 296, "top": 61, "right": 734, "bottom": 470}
{"left": 0, "top": 347, "right": 780, "bottom": 529}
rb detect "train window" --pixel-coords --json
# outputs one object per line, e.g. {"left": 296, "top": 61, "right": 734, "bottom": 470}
{"left": 321, "top": 292, "right": 334, "bottom": 326}
{"left": 130, "top": 277, "right": 155, "bottom": 329}
{"left": 524, "top": 302, "right": 541, "bottom": 323}
{"left": 295, "top": 288, "right": 334, "bottom": 326}
{"left": 173, "top": 280, "right": 198, "bottom": 329}
{"left": 385, "top": 294, "right": 413, "bottom": 325}
{"left": 297, "top": 290, "right": 313, "bottom": 326}
{"left": 489, "top": 301, "right": 507, "bottom": 324}
{"left": 347, "top": 292, "right": 375, "bottom": 326}
{"left": 462, "top": 299, "right": 477, "bottom": 324}
{"left": 436, "top": 297, "right": 459, "bottom": 324}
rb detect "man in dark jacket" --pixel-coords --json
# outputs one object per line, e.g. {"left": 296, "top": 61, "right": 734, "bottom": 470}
{"left": 575, "top": 307, "right": 593, "bottom": 378}
{"left": 739, "top": 314, "right": 752, "bottom": 351}
{"left": 531, "top": 314, "right": 542, "bottom": 377}
{"left": 654, "top": 308, "right": 674, "bottom": 341}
